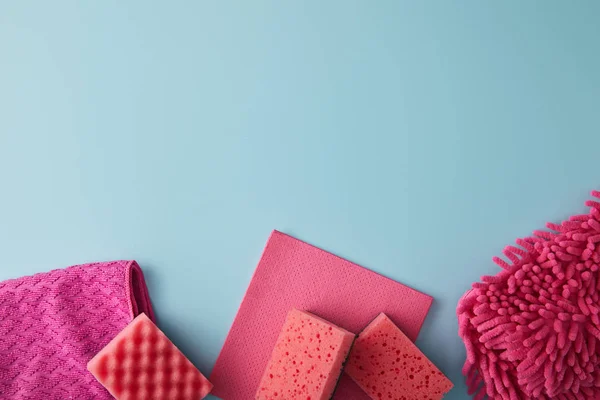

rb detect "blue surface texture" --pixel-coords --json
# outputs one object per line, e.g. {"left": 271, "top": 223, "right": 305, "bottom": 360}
{"left": 1, "top": 2, "right": 600, "bottom": 399}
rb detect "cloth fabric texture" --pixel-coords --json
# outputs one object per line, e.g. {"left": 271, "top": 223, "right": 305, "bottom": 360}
{"left": 210, "top": 230, "right": 433, "bottom": 400}
{"left": 0, "top": 260, "right": 154, "bottom": 400}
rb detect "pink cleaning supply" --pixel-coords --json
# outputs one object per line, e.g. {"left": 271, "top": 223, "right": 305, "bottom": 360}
{"left": 88, "top": 313, "right": 212, "bottom": 400}
{"left": 210, "top": 230, "right": 433, "bottom": 400}
{"left": 256, "top": 309, "right": 355, "bottom": 400}
{"left": 0, "top": 260, "right": 154, "bottom": 400}
{"left": 457, "top": 190, "right": 600, "bottom": 399}
{"left": 346, "top": 313, "right": 453, "bottom": 400}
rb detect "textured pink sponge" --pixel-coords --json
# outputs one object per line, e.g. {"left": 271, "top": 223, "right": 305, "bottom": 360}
{"left": 346, "top": 313, "right": 453, "bottom": 400}
{"left": 457, "top": 191, "right": 600, "bottom": 399}
{"left": 87, "top": 313, "right": 212, "bottom": 400}
{"left": 256, "top": 309, "right": 355, "bottom": 400}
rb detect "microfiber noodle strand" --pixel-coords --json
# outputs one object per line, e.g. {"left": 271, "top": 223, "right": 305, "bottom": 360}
{"left": 457, "top": 191, "right": 600, "bottom": 400}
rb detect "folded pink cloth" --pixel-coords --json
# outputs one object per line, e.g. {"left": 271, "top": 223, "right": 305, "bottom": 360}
{"left": 0, "top": 260, "right": 154, "bottom": 400}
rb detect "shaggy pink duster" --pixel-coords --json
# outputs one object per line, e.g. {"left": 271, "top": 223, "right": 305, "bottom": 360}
{"left": 457, "top": 191, "right": 600, "bottom": 400}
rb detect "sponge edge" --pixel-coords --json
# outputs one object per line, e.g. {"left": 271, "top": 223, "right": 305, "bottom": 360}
{"left": 256, "top": 309, "right": 355, "bottom": 400}
{"left": 87, "top": 313, "right": 213, "bottom": 400}
{"left": 345, "top": 313, "right": 453, "bottom": 400}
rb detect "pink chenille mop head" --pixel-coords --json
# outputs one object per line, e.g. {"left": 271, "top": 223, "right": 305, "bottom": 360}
{"left": 457, "top": 191, "right": 600, "bottom": 400}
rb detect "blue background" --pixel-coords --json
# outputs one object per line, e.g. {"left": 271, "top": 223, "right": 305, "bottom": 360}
{"left": 1, "top": 2, "right": 600, "bottom": 399}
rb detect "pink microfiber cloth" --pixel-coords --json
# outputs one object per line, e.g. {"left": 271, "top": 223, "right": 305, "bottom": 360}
{"left": 457, "top": 191, "right": 600, "bottom": 400}
{"left": 210, "top": 230, "right": 433, "bottom": 400}
{"left": 0, "top": 260, "right": 154, "bottom": 400}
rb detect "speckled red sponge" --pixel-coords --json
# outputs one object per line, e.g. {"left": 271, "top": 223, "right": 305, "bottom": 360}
{"left": 346, "top": 313, "right": 453, "bottom": 400}
{"left": 87, "top": 313, "right": 212, "bottom": 400}
{"left": 256, "top": 309, "right": 356, "bottom": 400}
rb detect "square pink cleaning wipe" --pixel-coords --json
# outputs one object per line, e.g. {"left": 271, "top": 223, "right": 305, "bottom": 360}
{"left": 210, "top": 231, "right": 433, "bottom": 400}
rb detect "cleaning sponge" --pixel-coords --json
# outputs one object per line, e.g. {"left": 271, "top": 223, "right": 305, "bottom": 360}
{"left": 87, "top": 313, "right": 212, "bottom": 400}
{"left": 345, "top": 313, "right": 452, "bottom": 400}
{"left": 256, "top": 309, "right": 355, "bottom": 400}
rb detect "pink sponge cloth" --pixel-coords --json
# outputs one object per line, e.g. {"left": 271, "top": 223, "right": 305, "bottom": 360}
{"left": 345, "top": 313, "right": 453, "bottom": 400}
{"left": 87, "top": 313, "right": 212, "bottom": 400}
{"left": 256, "top": 309, "right": 356, "bottom": 400}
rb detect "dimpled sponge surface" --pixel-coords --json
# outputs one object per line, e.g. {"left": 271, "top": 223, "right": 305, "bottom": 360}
{"left": 256, "top": 309, "right": 355, "bottom": 400}
{"left": 346, "top": 314, "right": 453, "bottom": 400}
{"left": 87, "top": 313, "right": 212, "bottom": 400}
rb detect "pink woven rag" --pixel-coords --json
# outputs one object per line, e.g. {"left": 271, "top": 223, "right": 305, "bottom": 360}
{"left": 210, "top": 230, "right": 433, "bottom": 400}
{"left": 0, "top": 260, "right": 154, "bottom": 400}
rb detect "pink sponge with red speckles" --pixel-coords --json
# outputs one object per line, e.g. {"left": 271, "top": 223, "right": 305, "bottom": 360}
{"left": 87, "top": 313, "right": 212, "bottom": 400}
{"left": 345, "top": 313, "right": 453, "bottom": 400}
{"left": 256, "top": 308, "right": 356, "bottom": 400}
